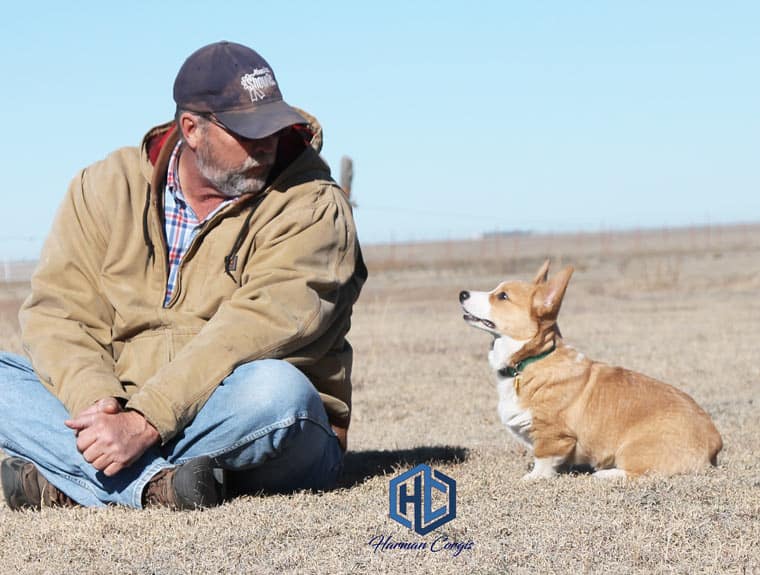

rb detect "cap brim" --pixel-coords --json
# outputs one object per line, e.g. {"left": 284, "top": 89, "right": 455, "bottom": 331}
{"left": 215, "top": 100, "right": 308, "bottom": 139}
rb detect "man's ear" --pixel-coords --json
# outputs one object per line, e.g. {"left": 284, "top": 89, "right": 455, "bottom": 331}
{"left": 533, "top": 259, "right": 551, "bottom": 284}
{"left": 534, "top": 266, "right": 574, "bottom": 318}
{"left": 179, "top": 112, "right": 202, "bottom": 149}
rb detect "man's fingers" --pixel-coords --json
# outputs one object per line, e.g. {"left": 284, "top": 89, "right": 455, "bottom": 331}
{"left": 102, "top": 461, "right": 124, "bottom": 477}
{"left": 89, "top": 449, "right": 131, "bottom": 476}
{"left": 77, "top": 400, "right": 118, "bottom": 420}
{"left": 67, "top": 411, "right": 157, "bottom": 476}
{"left": 75, "top": 428, "right": 98, "bottom": 455}
{"left": 65, "top": 413, "right": 95, "bottom": 431}
{"left": 90, "top": 453, "right": 111, "bottom": 471}
{"left": 96, "top": 397, "right": 122, "bottom": 414}
{"left": 82, "top": 441, "right": 104, "bottom": 465}
{"left": 82, "top": 450, "right": 98, "bottom": 465}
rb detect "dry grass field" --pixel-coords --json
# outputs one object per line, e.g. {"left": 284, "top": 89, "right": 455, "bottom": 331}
{"left": 0, "top": 224, "right": 758, "bottom": 574}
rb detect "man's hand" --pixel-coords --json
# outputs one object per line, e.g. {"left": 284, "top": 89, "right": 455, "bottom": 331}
{"left": 65, "top": 403, "right": 160, "bottom": 477}
{"left": 76, "top": 396, "right": 123, "bottom": 418}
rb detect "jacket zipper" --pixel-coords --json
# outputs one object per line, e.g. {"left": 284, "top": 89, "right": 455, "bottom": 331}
{"left": 145, "top": 184, "right": 171, "bottom": 306}
{"left": 154, "top": 145, "right": 302, "bottom": 308}
{"left": 163, "top": 199, "right": 254, "bottom": 309}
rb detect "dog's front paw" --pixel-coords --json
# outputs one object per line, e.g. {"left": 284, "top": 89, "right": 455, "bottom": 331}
{"left": 592, "top": 468, "right": 628, "bottom": 481}
{"left": 521, "top": 457, "right": 561, "bottom": 481}
{"left": 521, "top": 469, "right": 557, "bottom": 481}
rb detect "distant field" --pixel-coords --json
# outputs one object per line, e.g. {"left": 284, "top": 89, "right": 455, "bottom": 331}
{"left": 1, "top": 224, "right": 758, "bottom": 574}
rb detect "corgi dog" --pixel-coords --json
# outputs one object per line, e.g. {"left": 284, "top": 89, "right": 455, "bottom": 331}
{"left": 459, "top": 260, "right": 722, "bottom": 480}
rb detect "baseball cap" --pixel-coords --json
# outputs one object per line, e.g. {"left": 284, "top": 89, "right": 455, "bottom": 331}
{"left": 173, "top": 41, "right": 307, "bottom": 139}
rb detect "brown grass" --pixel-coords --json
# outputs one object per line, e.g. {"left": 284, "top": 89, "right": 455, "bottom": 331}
{"left": 1, "top": 224, "right": 758, "bottom": 574}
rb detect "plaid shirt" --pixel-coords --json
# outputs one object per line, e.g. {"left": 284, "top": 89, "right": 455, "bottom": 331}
{"left": 163, "top": 142, "right": 236, "bottom": 306}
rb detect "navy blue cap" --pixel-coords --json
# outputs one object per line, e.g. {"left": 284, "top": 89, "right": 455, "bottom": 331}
{"left": 173, "top": 41, "right": 307, "bottom": 139}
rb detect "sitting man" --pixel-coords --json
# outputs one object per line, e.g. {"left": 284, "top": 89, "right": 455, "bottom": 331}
{"left": 0, "top": 40, "right": 366, "bottom": 509}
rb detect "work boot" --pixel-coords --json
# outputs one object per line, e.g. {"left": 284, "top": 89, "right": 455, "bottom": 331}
{"left": 142, "top": 456, "right": 221, "bottom": 510}
{"left": 1, "top": 457, "right": 78, "bottom": 510}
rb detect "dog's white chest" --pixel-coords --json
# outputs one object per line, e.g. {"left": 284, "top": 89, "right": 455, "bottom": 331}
{"left": 496, "top": 375, "right": 534, "bottom": 448}
{"left": 488, "top": 339, "right": 534, "bottom": 448}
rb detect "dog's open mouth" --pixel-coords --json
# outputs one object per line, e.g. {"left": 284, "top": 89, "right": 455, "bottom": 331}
{"left": 462, "top": 313, "right": 496, "bottom": 330}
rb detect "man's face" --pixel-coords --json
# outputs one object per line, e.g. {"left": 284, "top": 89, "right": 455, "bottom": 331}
{"left": 194, "top": 119, "right": 280, "bottom": 198}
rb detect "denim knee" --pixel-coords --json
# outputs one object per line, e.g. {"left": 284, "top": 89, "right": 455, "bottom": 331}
{"left": 221, "top": 359, "right": 328, "bottom": 426}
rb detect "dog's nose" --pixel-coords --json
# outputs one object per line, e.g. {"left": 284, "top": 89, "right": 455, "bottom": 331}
{"left": 459, "top": 291, "right": 470, "bottom": 303}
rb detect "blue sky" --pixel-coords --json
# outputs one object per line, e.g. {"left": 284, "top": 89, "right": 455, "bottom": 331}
{"left": 1, "top": 1, "right": 758, "bottom": 259}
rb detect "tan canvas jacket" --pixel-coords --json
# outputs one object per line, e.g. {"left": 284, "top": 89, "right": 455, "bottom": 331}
{"left": 20, "top": 113, "right": 366, "bottom": 442}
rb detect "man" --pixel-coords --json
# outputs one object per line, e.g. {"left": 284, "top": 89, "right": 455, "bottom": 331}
{"left": 0, "top": 41, "right": 366, "bottom": 509}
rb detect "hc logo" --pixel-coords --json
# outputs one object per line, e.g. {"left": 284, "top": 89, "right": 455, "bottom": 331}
{"left": 388, "top": 464, "right": 457, "bottom": 535}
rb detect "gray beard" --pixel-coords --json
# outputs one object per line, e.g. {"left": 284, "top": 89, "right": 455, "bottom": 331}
{"left": 196, "top": 154, "right": 271, "bottom": 198}
{"left": 198, "top": 156, "right": 268, "bottom": 198}
{"left": 207, "top": 170, "right": 267, "bottom": 198}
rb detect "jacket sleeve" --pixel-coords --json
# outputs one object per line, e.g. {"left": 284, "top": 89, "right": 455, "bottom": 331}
{"left": 19, "top": 168, "right": 126, "bottom": 416}
{"left": 126, "top": 186, "right": 361, "bottom": 442}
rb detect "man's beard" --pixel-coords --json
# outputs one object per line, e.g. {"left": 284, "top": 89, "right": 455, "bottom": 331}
{"left": 195, "top": 139, "right": 275, "bottom": 198}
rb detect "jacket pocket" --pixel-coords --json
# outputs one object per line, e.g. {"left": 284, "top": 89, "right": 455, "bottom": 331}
{"left": 115, "top": 330, "right": 171, "bottom": 387}
{"left": 169, "top": 328, "right": 202, "bottom": 360}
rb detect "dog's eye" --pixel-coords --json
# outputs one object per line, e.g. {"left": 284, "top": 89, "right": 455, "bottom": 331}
{"left": 497, "top": 292, "right": 509, "bottom": 301}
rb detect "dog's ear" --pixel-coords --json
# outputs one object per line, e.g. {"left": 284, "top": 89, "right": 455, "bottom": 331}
{"left": 534, "top": 266, "right": 574, "bottom": 318}
{"left": 532, "top": 259, "right": 551, "bottom": 284}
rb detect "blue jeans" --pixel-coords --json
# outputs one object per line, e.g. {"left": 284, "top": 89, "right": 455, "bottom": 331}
{"left": 0, "top": 352, "right": 343, "bottom": 508}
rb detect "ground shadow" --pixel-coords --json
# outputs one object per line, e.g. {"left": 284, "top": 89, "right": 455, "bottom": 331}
{"left": 337, "top": 445, "right": 469, "bottom": 489}
{"left": 559, "top": 463, "right": 595, "bottom": 476}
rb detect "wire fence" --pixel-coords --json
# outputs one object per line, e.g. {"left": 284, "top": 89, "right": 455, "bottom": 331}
{"left": 361, "top": 223, "right": 760, "bottom": 272}
{"left": 1, "top": 223, "right": 758, "bottom": 284}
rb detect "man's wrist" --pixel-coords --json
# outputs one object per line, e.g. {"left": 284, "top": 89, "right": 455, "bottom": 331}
{"left": 124, "top": 409, "right": 161, "bottom": 445}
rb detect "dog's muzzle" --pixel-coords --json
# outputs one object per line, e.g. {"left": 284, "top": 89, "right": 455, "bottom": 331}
{"left": 459, "top": 291, "right": 496, "bottom": 329}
